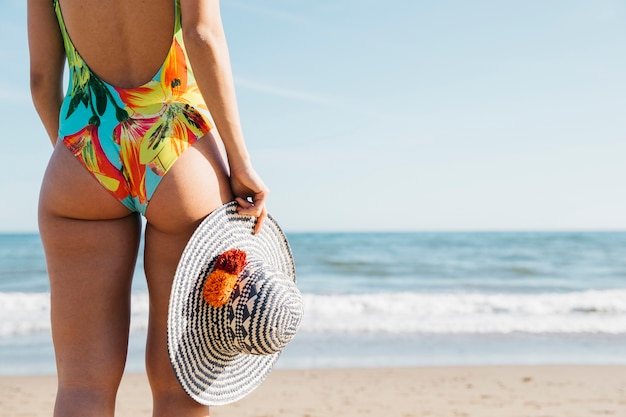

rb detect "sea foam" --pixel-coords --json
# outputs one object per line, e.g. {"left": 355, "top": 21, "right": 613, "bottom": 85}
{"left": 301, "top": 290, "right": 626, "bottom": 334}
{"left": 2, "top": 289, "right": 626, "bottom": 337}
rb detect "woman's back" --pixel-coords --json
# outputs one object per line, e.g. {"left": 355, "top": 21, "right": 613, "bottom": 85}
{"left": 57, "top": 0, "right": 175, "bottom": 88}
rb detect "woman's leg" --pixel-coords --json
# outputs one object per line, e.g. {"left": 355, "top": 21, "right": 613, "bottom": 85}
{"left": 39, "top": 144, "right": 142, "bottom": 417}
{"left": 143, "top": 133, "right": 232, "bottom": 417}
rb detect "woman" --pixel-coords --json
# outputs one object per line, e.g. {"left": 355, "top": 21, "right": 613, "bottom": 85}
{"left": 27, "top": 0, "right": 268, "bottom": 415}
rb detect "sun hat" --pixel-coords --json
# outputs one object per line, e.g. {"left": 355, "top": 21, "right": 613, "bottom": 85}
{"left": 167, "top": 201, "right": 303, "bottom": 405}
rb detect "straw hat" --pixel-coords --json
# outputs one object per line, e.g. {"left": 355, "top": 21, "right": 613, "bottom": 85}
{"left": 167, "top": 201, "right": 303, "bottom": 405}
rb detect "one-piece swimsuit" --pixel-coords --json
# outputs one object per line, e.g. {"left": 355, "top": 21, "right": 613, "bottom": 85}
{"left": 53, "top": 0, "right": 212, "bottom": 214}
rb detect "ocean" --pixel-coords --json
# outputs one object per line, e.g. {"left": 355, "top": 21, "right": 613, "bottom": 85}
{"left": 1, "top": 231, "right": 626, "bottom": 375}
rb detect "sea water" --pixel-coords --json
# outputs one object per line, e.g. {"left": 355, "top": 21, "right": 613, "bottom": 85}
{"left": 1, "top": 232, "right": 626, "bottom": 375}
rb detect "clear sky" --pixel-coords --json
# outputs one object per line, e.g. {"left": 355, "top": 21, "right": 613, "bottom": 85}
{"left": 1, "top": 0, "right": 625, "bottom": 232}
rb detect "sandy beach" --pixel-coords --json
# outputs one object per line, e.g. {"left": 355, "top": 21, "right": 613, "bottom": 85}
{"left": 1, "top": 366, "right": 625, "bottom": 417}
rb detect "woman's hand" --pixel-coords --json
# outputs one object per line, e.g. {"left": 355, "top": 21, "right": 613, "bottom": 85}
{"left": 230, "top": 164, "right": 270, "bottom": 234}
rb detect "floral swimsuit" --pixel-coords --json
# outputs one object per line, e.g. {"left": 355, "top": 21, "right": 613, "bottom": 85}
{"left": 53, "top": 0, "right": 212, "bottom": 214}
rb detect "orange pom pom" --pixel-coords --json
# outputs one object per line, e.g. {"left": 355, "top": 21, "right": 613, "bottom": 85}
{"left": 202, "top": 249, "right": 248, "bottom": 307}
{"left": 203, "top": 270, "right": 238, "bottom": 307}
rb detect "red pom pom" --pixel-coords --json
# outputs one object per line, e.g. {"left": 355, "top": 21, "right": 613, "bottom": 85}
{"left": 214, "top": 249, "right": 247, "bottom": 275}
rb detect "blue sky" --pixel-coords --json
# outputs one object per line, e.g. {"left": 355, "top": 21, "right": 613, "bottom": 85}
{"left": 1, "top": 0, "right": 625, "bottom": 232}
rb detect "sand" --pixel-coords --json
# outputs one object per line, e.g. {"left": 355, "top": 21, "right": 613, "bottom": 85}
{"left": 1, "top": 366, "right": 625, "bottom": 417}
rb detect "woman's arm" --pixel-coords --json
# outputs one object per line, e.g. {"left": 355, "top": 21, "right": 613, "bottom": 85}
{"left": 27, "top": 0, "right": 65, "bottom": 146}
{"left": 180, "top": 0, "right": 269, "bottom": 232}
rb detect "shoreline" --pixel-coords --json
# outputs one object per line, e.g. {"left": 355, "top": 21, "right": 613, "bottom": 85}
{"left": 2, "top": 365, "right": 625, "bottom": 416}
{"left": 6, "top": 331, "right": 626, "bottom": 376}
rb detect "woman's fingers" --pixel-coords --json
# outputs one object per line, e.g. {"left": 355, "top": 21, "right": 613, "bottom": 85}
{"left": 235, "top": 194, "right": 268, "bottom": 234}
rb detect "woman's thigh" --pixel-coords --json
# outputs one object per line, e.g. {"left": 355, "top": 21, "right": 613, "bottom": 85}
{"left": 142, "top": 133, "right": 232, "bottom": 397}
{"left": 39, "top": 144, "right": 142, "bottom": 387}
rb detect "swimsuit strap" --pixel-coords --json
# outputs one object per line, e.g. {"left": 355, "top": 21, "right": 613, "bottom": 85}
{"left": 175, "top": 0, "right": 182, "bottom": 34}
{"left": 52, "top": 0, "right": 79, "bottom": 65}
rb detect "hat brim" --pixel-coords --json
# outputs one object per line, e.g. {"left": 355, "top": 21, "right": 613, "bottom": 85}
{"left": 167, "top": 201, "right": 296, "bottom": 405}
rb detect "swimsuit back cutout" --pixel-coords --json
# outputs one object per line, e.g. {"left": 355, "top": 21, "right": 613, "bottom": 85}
{"left": 53, "top": 0, "right": 213, "bottom": 215}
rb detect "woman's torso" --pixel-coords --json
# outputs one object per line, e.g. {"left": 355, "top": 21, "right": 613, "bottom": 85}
{"left": 53, "top": 0, "right": 213, "bottom": 214}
